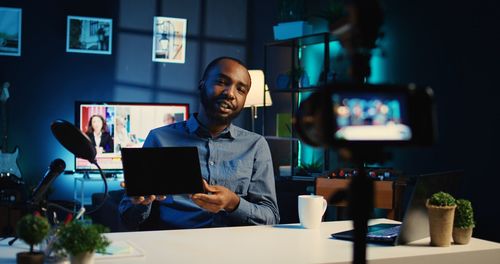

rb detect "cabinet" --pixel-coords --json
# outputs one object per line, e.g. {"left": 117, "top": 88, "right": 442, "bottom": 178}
{"left": 263, "top": 33, "right": 338, "bottom": 179}
{"left": 315, "top": 177, "right": 407, "bottom": 221}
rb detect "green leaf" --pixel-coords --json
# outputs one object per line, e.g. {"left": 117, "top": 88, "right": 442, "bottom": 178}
{"left": 454, "top": 199, "right": 475, "bottom": 228}
{"left": 53, "top": 221, "right": 110, "bottom": 256}
{"left": 429, "top": 191, "right": 456, "bottom": 206}
{"left": 16, "top": 214, "right": 50, "bottom": 252}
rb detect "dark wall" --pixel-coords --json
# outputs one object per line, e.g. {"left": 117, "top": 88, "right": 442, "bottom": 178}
{"left": 380, "top": 0, "right": 500, "bottom": 242}
{"left": 0, "top": 0, "right": 250, "bottom": 189}
{"left": 250, "top": 0, "right": 500, "bottom": 242}
{"left": 0, "top": 0, "right": 117, "bottom": 186}
{"left": 1, "top": 0, "right": 499, "bottom": 242}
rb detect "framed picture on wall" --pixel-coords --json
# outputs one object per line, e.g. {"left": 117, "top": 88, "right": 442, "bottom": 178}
{"left": 0, "top": 7, "right": 22, "bottom": 56}
{"left": 66, "top": 16, "right": 112, "bottom": 55}
{"left": 152, "top": 16, "right": 187, "bottom": 63}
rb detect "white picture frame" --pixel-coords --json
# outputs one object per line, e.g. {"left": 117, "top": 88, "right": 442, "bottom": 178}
{"left": 66, "top": 16, "right": 112, "bottom": 55}
{"left": 0, "top": 7, "right": 22, "bottom": 56}
{"left": 152, "top": 16, "right": 187, "bottom": 63}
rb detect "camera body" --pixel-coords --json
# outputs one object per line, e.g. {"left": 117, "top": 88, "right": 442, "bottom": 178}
{"left": 295, "top": 83, "right": 437, "bottom": 148}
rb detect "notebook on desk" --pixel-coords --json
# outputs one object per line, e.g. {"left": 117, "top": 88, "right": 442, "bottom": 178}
{"left": 331, "top": 170, "right": 464, "bottom": 245}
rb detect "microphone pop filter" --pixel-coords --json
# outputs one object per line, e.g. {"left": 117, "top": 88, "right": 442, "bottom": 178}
{"left": 51, "top": 119, "right": 96, "bottom": 162}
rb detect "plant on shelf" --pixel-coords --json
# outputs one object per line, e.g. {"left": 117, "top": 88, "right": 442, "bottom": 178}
{"left": 16, "top": 213, "right": 50, "bottom": 264}
{"left": 426, "top": 191, "right": 457, "bottom": 247}
{"left": 277, "top": 0, "right": 306, "bottom": 23}
{"left": 273, "top": 0, "right": 312, "bottom": 40}
{"left": 453, "top": 199, "right": 475, "bottom": 245}
{"left": 53, "top": 221, "right": 110, "bottom": 264}
{"left": 317, "top": 0, "right": 348, "bottom": 31}
{"left": 297, "top": 159, "right": 323, "bottom": 176}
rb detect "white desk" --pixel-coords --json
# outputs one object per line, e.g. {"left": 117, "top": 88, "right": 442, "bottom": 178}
{"left": 1, "top": 219, "right": 499, "bottom": 264}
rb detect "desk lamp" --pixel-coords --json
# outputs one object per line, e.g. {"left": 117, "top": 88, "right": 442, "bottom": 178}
{"left": 245, "top": 70, "right": 272, "bottom": 132}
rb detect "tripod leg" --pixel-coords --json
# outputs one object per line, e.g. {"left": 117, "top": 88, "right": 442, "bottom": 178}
{"left": 350, "top": 169, "right": 374, "bottom": 264}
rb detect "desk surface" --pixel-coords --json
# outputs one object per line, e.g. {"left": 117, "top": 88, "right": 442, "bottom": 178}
{"left": 1, "top": 219, "right": 499, "bottom": 264}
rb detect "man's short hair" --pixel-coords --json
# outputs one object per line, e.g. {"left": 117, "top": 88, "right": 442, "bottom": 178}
{"left": 200, "top": 56, "right": 248, "bottom": 82}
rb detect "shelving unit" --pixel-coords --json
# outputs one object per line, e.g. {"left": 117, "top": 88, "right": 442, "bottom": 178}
{"left": 263, "top": 32, "right": 338, "bottom": 179}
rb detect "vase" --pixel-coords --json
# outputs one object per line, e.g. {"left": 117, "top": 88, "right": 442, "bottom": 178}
{"left": 426, "top": 200, "right": 456, "bottom": 247}
{"left": 453, "top": 227, "right": 473, "bottom": 245}
{"left": 70, "top": 252, "right": 94, "bottom": 264}
{"left": 276, "top": 74, "right": 290, "bottom": 90}
{"left": 16, "top": 251, "right": 44, "bottom": 264}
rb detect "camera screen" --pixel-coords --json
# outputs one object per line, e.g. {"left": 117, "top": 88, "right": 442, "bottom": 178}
{"left": 332, "top": 92, "right": 412, "bottom": 141}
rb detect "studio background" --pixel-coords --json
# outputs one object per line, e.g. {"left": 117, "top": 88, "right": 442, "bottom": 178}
{"left": 0, "top": 0, "right": 498, "bottom": 242}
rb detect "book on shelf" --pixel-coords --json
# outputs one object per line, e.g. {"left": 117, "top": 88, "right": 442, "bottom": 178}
{"left": 276, "top": 113, "right": 292, "bottom": 138}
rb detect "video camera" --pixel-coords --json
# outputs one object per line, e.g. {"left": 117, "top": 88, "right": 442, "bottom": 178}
{"left": 295, "top": 83, "right": 437, "bottom": 149}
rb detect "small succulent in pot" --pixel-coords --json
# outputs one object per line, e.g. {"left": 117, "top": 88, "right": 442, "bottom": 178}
{"left": 426, "top": 191, "right": 456, "bottom": 247}
{"left": 16, "top": 213, "right": 50, "bottom": 264}
{"left": 53, "top": 221, "right": 110, "bottom": 264}
{"left": 453, "top": 199, "right": 475, "bottom": 244}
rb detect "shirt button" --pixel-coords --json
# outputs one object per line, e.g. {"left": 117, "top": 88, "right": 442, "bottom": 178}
{"left": 209, "top": 161, "right": 215, "bottom": 166}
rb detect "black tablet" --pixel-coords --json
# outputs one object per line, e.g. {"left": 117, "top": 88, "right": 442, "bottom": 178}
{"left": 121, "top": 147, "right": 205, "bottom": 196}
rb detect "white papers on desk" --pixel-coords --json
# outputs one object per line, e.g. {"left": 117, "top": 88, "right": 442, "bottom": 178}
{"left": 95, "top": 240, "right": 144, "bottom": 260}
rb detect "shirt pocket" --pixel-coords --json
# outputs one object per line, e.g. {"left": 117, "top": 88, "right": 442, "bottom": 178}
{"left": 218, "top": 159, "right": 253, "bottom": 196}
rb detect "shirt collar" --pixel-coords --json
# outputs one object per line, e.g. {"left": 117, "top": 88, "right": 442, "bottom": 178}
{"left": 186, "top": 114, "right": 235, "bottom": 139}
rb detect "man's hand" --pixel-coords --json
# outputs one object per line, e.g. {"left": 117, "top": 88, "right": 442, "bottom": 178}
{"left": 119, "top": 181, "right": 166, "bottom": 205}
{"left": 191, "top": 180, "right": 240, "bottom": 213}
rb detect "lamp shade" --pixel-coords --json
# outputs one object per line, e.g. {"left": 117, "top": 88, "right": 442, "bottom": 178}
{"left": 245, "top": 70, "right": 272, "bottom": 107}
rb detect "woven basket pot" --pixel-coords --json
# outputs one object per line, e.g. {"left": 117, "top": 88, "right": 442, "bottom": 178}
{"left": 453, "top": 227, "right": 473, "bottom": 245}
{"left": 16, "top": 252, "right": 44, "bottom": 264}
{"left": 426, "top": 200, "right": 456, "bottom": 247}
{"left": 70, "top": 251, "right": 95, "bottom": 264}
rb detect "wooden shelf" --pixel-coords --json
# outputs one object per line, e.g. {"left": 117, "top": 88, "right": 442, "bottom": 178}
{"left": 264, "top": 136, "right": 299, "bottom": 141}
{"left": 265, "top": 32, "right": 338, "bottom": 47}
{"left": 269, "top": 86, "right": 324, "bottom": 93}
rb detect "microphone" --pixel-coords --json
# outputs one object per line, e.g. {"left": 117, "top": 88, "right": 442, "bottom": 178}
{"left": 31, "top": 159, "right": 66, "bottom": 203}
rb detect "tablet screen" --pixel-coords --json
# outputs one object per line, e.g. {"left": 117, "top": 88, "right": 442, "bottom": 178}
{"left": 121, "top": 147, "right": 204, "bottom": 196}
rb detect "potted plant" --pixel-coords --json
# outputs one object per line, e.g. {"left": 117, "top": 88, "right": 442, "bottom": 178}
{"left": 426, "top": 191, "right": 456, "bottom": 247}
{"left": 453, "top": 199, "right": 475, "bottom": 244}
{"left": 317, "top": 0, "right": 348, "bottom": 32}
{"left": 53, "top": 221, "right": 110, "bottom": 264}
{"left": 297, "top": 159, "right": 323, "bottom": 176}
{"left": 16, "top": 213, "right": 50, "bottom": 264}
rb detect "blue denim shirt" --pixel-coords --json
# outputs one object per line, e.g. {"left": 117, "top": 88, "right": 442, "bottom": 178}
{"left": 119, "top": 114, "right": 280, "bottom": 229}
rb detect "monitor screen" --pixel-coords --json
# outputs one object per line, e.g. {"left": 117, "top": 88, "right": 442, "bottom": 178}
{"left": 332, "top": 92, "right": 412, "bottom": 141}
{"left": 75, "top": 101, "right": 189, "bottom": 171}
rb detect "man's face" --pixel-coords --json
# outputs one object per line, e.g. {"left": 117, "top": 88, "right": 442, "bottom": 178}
{"left": 200, "top": 59, "right": 251, "bottom": 125}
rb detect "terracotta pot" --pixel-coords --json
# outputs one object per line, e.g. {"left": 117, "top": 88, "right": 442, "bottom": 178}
{"left": 16, "top": 251, "right": 44, "bottom": 264}
{"left": 453, "top": 227, "right": 473, "bottom": 245}
{"left": 70, "top": 251, "right": 95, "bottom": 264}
{"left": 426, "top": 200, "right": 456, "bottom": 247}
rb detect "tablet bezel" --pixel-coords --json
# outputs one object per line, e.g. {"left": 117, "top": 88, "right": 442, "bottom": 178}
{"left": 121, "top": 147, "right": 205, "bottom": 196}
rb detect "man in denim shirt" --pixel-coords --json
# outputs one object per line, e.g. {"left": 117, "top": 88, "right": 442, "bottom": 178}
{"left": 119, "top": 57, "right": 280, "bottom": 229}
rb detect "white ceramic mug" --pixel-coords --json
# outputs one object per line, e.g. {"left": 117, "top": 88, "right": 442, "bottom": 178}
{"left": 298, "top": 195, "right": 327, "bottom": 229}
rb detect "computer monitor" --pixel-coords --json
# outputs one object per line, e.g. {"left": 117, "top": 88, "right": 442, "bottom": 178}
{"left": 75, "top": 101, "right": 189, "bottom": 171}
